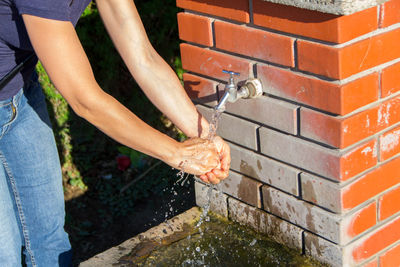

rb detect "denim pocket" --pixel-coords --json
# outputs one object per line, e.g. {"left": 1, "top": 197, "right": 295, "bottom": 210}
{"left": 0, "top": 102, "right": 17, "bottom": 139}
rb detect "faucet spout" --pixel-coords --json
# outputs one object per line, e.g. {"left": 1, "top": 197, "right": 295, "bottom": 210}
{"left": 215, "top": 90, "right": 230, "bottom": 111}
{"left": 215, "top": 70, "right": 240, "bottom": 111}
{"left": 214, "top": 70, "right": 263, "bottom": 111}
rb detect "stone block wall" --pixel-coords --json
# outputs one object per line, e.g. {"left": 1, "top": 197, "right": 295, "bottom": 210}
{"left": 176, "top": 0, "right": 400, "bottom": 265}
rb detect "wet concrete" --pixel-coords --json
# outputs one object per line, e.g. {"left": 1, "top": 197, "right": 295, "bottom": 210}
{"left": 80, "top": 207, "right": 325, "bottom": 266}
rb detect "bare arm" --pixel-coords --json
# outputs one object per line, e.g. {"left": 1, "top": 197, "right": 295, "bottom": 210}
{"left": 96, "top": 0, "right": 210, "bottom": 139}
{"left": 96, "top": 0, "right": 230, "bottom": 182}
{"left": 22, "top": 14, "right": 219, "bottom": 175}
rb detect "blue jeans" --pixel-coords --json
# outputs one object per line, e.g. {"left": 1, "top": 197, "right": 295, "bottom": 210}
{"left": 0, "top": 74, "right": 72, "bottom": 266}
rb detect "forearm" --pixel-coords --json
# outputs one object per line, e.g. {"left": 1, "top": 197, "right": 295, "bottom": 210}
{"left": 126, "top": 50, "right": 210, "bottom": 139}
{"left": 97, "top": 0, "right": 210, "bottom": 138}
{"left": 22, "top": 13, "right": 221, "bottom": 176}
{"left": 22, "top": 14, "right": 178, "bottom": 164}
{"left": 79, "top": 88, "right": 178, "bottom": 162}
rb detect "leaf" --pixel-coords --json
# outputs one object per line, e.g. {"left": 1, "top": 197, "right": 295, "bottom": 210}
{"left": 117, "top": 146, "right": 131, "bottom": 156}
{"left": 129, "top": 149, "right": 143, "bottom": 167}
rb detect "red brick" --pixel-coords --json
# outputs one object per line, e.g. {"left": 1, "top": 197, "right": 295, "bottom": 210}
{"left": 177, "top": 13, "right": 213, "bottom": 46}
{"left": 258, "top": 65, "right": 378, "bottom": 116}
{"left": 182, "top": 73, "right": 218, "bottom": 103}
{"left": 214, "top": 21, "right": 294, "bottom": 67}
{"left": 301, "top": 173, "right": 342, "bottom": 212}
{"left": 197, "top": 105, "right": 258, "bottom": 150}
{"left": 180, "top": 43, "right": 252, "bottom": 81}
{"left": 363, "top": 259, "right": 378, "bottom": 267}
{"left": 260, "top": 127, "right": 377, "bottom": 181}
{"left": 379, "top": 186, "right": 400, "bottom": 221}
{"left": 300, "top": 109, "right": 342, "bottom": 148}
{"left": 380, "top": 243, "right": 400, "bottom": 267}
{"left": 380, "top": 0, "right": 400, "bottom": 28}
{"left": 228, "top": 197, "right": 303, "bottom": 250}
{"left": 225, "top": 96, "right": 298, "bottom": 135}
{"left": 253, "top": 0, "right": 378, "bottom": 43}
{"left": 343, "top": 157, "right": 400, "bottom": 210}
{"left": 230, "top": 142, "right": 300, "bottom": 195}
{"left": 221, "top": 171, "right": 262, "bottom": 208}
{"left": 342, "top": 73, "right": 380, "bottom": 113}
{"left": 300, "top": 107, "right": 376, "bottom": 149}
{"left": 347, "top": 202, "right": 377, "bottom": 238}
{"left": 298, "top": 28, "right": 400, "bottom": 79}
{"left": 300, "top": 95, "right": 400, "bottom": 148}
{"left": 176, "top": 0, "right": 249, "bottom": 23}
{"left": 381, "top": 61, "right": 400, "bottom": 98}
{"left": 380, "top": 126, "right": 400, "bottom": 162}
{"left": 352, "top": 216, "right": 400, "bottom": 262}
{"left": 262, "top": 186, "right": 341, "bottom": 242}
{"left": 341, "top": 139, "right": 378, "bottom": 181}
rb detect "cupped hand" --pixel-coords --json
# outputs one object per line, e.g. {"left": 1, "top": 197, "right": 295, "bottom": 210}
{"left": 200, "top": 136, "right": 230, "bottom": 184}
{"left": 169, "top": 137, "right": 220, "bottom": 176}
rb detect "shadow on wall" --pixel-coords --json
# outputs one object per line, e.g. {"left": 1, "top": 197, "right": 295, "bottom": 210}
{"left": 179, "top": 0, "right": 338, "bottom": 22}
{"left": 184, "top": 79, "right": 219, "bottom": 103}
{"left": 254, "top": 1, "right": 339, "bottom": 23}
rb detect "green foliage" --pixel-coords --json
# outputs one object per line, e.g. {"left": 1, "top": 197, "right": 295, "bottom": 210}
{"left": 117, "top": 146, "right": 147, "bottom": 169}
{"left": 75, "top": 3, "right": 120, "bottom": 91}
{"left": 36, "top": 62, "right": 70, "bottom": 127}
{"left": 174, "top": 57, "right": 184, "bottom": 81}
{"left": 135, "top": 0, "right": 180, "bottom": 62}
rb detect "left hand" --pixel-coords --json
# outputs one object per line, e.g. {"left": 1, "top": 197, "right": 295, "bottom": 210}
{"left": 199, "top": 136, "right": 230, "bottom": 184}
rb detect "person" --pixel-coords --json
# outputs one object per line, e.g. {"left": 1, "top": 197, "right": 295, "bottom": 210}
{"left": 0, "top": 0, "right": 231, "bottom": 266}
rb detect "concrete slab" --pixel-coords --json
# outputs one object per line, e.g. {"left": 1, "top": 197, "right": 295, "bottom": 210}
{"left": 262, "top": 0, "right": 388, "bottom": 15}
{"left": 79, "top": 207, "right": 202, "bottom": 267}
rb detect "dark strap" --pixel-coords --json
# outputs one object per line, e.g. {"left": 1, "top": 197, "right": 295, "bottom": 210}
{"left": 0, "top": 54, "right": 36, "bottom": 91}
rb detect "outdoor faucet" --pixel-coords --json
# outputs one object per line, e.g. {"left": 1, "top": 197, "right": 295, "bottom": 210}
{"left": 215, "top": 70, "right": 263, "bottom": 111}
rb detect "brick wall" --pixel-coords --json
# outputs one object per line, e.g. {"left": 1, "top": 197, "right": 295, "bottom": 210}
{"left": 176, "top": 0, "right": 400, "bottom": 265}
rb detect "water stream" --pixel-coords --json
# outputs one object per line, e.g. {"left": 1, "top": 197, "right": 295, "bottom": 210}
{"left": 195, "top": 107, "right": 224, "bottom": 231}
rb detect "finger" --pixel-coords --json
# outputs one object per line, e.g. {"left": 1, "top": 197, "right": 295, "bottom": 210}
{"left": 212, "top": 169, "right": 223, "bottom": 176}
{"left": 212, "top": 168, "right": 228, "bottom": 179}
{"left": 220, "top": 149, "right": 231, "bottom": 170}
{"left": 207, "top": 172, "right": 219, "bottom": 184}
{"left": 208, "top": 153, "right": 220, "bottom": 169}
{"left": 199, "top": 174, "right": 209, "bottom": 183}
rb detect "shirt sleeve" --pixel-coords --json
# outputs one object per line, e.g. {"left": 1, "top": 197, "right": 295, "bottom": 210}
{"left": 14, "top": 0, "right": 71, "bottom": 21}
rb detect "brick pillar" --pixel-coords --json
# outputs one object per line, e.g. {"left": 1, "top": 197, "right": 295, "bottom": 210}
{"left": 176, "top": 0, "right": 400, "bottom": 265}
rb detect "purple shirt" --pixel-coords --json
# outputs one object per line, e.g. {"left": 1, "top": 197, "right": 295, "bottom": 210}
{"left": 0, "top": 0, "right": 91, "bottom": 100}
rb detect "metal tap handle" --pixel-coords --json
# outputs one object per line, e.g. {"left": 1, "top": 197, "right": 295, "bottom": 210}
{"left": 222, "top": 70, "right": 240, "bottom": 77}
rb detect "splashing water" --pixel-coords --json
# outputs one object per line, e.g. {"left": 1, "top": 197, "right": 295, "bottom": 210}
{"left": 195, "top": 107, "right": 225, "bottom": 233}
{"left": 195, "top": 185, "right": 214, "bottom": 229}
{"left": 163, "top": 107, "right": 225, "bottom": 262}
{"left": 207, "top": 108, "right": 223, "bottom": 141}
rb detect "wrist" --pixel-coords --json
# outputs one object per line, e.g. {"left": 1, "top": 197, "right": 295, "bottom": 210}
{"left": 198, "top": 119, "right": 210, "bottom": 139}
{"left": 188, "top": 113, "right": 210, "bottom": 139}
{"left": 158, "top": 138, "right": 181, "bottom": 168}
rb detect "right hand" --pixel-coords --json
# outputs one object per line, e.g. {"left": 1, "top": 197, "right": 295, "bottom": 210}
{"left": 167, "top": 137, "right": 220, "bottom": 176}
{"left": 200, "top": 136, "right": 230, "bottom": 184}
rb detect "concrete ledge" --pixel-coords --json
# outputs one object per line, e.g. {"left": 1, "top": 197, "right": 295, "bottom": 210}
{"left": 262, "top": 0, "right": 388, "bottom": 15}
{"left": 79, "top": 207, "right": 202, "bottom": 267}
